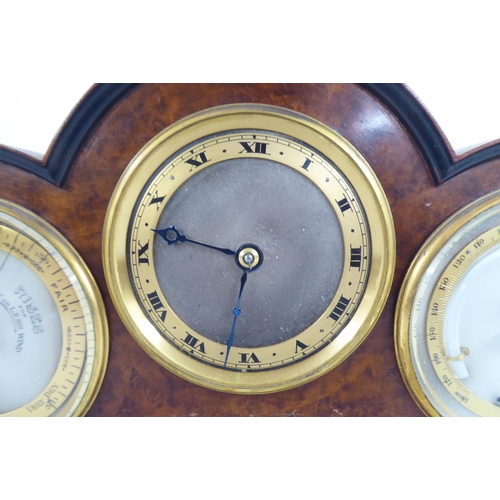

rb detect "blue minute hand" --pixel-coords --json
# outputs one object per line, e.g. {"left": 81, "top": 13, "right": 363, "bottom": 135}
{"left": 152, "top": 226, "right": 236, "bottom": 256}
{"left": 224, "top": 271, "right": 248, "bottom": 367}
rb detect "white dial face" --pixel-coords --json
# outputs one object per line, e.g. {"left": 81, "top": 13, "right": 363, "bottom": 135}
{"left": 0, "top": 247, "right": 62, "bottom": 413}
{"left": 443, "top": 244, "right": 500, "bottom": 403}
{"left": 0, "top": 202, "right": 107, "bottom": 417}
{"left": 404, "top": 198, "right": 500, "bottom": 416}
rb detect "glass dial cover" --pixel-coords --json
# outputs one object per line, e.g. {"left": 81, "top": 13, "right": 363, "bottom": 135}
{"left": 396, "top": 189, "right": 500, "bottom": 417}
{"left": 0, "top": 199, "right": 108, "bottom": 417}
{"left": 104, "top": 104, "right": 395, "bottom": 394}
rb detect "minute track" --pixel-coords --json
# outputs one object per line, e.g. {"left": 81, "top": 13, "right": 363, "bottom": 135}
{"left": 104, "top": 103, "right": 395, "bottom": 393}
{"left": 131, "top": 132, "right": 369, "bottom": 371}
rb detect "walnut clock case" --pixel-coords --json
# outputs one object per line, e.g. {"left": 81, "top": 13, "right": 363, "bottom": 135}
{"left": 102, "top": 104, "right": 395, "bottom": 394}
{"left": 2, "top": 83, "right": 500, "bottom": 416}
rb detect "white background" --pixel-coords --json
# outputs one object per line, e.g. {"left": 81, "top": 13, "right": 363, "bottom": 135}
{"left": 1, "top": 1, "right": 497, "bottom": 498}
{"left": 0, "top": 82, "right": 499, "bottom": 157}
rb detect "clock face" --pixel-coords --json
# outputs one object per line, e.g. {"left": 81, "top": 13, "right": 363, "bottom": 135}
{"left": 0, "top": 199, "right": 108, "bottom": 416}
{"left": 395, "top": 189, "right": 500, "bottom": 416}
{"left": 104, "top": 104, "right": 395, "bottom": 393}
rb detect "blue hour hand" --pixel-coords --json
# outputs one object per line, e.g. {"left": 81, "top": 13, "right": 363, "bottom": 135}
{"left": 152, "top": 226, "right": 236, "bottom": 256}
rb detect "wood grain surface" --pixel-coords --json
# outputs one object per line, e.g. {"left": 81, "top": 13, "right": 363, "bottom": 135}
{"left": 2, "top": 83, "right": 499, "bottom": 416}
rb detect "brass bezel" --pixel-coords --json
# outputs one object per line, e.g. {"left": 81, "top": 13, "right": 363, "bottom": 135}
{"left": 0, "top": 199, "right": 108, "bottom": 417}
{"left": 103, "top": 104, "right": 395, "bottom": 394}
{"left": 395, "top": 189, "right": 500, "bottom": 417}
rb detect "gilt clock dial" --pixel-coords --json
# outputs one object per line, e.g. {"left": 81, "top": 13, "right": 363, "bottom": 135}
{"left": 103, "top": 104, "right": 395, "bottom": 393}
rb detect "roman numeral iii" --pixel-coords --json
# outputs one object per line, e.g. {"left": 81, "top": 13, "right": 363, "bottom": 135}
{"left": 350, "top": 246, "right": 362, "bottom": 269}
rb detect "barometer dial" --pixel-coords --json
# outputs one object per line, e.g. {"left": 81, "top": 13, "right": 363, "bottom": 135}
{"left": 0, "top": 199, "right": 108, "bottom": 417}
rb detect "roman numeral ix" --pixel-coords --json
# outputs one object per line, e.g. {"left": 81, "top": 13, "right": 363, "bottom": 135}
{"left": 138, "top": 240, "right": 150, "bottom": 265}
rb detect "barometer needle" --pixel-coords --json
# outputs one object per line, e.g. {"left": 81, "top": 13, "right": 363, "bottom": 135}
{"left": 0, "top": 252, "right": 10, "bottom": 274}
{"left": 447, "top": 346, "right": 470, "bottom": 361}
{"left": 152, "top": 226, "right": 236, "bottom": 256}
{"left": 224, "top": 271, "right": 248, "bottom": 367}
{"left": 0, "top": 234, "right": 16, "bottom": 275}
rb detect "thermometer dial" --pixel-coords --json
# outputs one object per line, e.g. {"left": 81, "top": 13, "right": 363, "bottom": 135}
{"left": 396, "top": 189, "right": 500, "bottom": 417}
{"left": 0, "top": 199, "right": 108, "bottom": 417}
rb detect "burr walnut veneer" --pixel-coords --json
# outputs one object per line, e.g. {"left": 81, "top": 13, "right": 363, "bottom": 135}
{"left": 1, "top": 83, "right": 499, "bottom": 416}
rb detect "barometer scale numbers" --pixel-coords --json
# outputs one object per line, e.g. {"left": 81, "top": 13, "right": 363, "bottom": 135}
{"left": 0, "top": 208, "right": 101, "bottom": 417}
{"left": 426, "top": 225, "right": 500, "bottom": 414}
